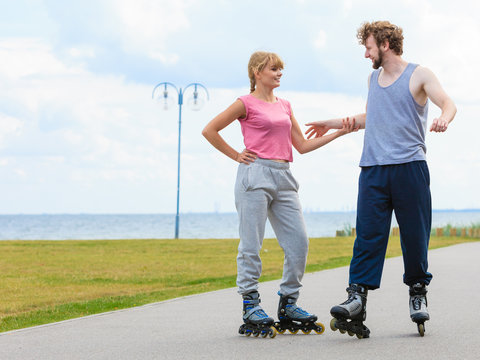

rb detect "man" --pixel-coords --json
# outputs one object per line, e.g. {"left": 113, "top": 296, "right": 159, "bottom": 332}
{"left": 305, "top": 20, "right": 456, "bottom": 338}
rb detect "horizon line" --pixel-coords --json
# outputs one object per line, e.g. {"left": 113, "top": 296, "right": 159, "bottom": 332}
{"left": 1, "top": 209, "right": 479, "bottom": 216}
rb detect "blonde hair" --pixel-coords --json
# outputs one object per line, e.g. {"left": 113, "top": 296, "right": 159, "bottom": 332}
{"left": 248, "top": 51, "right": 284, "bottom": 93}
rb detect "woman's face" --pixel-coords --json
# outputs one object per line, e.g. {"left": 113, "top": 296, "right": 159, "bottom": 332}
{"left": 256, "top": 60, "right": 283, "bottom": 89}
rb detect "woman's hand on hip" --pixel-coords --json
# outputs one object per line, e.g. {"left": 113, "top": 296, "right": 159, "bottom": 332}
{"left": 236, "top": 149, "right": 257, "bottom": 164}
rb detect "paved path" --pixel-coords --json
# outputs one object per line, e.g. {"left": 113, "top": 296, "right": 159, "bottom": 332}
{"left": 1, "top": 242, "right": 479, "bottom": 360}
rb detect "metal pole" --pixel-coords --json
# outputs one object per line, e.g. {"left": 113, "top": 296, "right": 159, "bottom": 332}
{"left": 152, "top": 82, "right": 208, "bottom": 239}
{"left": 174, "top": 89, "right": 183, "bottom": 239}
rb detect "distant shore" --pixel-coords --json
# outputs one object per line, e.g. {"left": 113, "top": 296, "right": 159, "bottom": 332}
{"left": 1, "top": 210, "right": 479, "bottom": 240}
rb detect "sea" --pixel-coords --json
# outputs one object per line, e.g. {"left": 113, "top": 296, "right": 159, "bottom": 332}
{"left": 0, "top": 210, "right": 479, "bottom": 240}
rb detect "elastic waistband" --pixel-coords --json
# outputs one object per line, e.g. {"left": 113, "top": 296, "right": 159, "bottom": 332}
{"left": 360, "top": 160, "right": 427, "bottom": 169}
{"left": 252, "top": 158, "right": 290, "bottom": 170}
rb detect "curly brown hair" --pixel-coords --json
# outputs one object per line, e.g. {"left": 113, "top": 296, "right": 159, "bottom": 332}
{"left": 357, "top": 21, "right": 404, "bottom": 55}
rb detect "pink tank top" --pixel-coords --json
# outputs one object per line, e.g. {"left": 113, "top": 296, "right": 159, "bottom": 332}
{"left": 237, "top": 94, "right": 293, "bottom": 162}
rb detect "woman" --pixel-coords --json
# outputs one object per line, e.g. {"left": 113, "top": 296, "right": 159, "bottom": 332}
{"left": 202, "top": 51, "right": 357, "bottom": 337}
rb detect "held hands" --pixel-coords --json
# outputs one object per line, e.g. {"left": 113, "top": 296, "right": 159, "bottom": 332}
{"left": 305, "top": 117, "right": 359, "bottom": 138}
{"left": 338, "top": 117, "right": 360, "bottom": 135}
{"left": 236, "top": 149, "right": 257, "bottom": 164}
{"left": 305, "top": 121, "right": 329, "bottom": 139}
{"left": 430, "top": 117, "right": 449, "bottom": 132}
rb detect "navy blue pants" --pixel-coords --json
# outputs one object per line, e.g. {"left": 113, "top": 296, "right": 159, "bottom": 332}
{"left": 349, "top": 161, "right": 433, "bottom": 289}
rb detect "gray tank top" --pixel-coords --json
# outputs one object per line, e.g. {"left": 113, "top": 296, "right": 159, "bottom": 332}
{"left": 359, "top": 63, "right": 429, "bottom": 167}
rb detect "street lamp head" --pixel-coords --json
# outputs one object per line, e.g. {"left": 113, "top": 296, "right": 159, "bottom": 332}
{"left": 185, "top": 83, "right": 209, "bottom": 111}
{"left": 187, "top": 90, "right": 205, "bottom": 111}
{"left": 152, "top": 82, "right": 177, "bottom": 110}
{"left": 160, "top": 89, "right": 175, "bottom": 110}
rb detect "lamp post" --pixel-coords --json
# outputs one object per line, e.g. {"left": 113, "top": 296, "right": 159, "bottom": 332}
{"left": 152, "top": 82, "right": 209, "bottom": 239}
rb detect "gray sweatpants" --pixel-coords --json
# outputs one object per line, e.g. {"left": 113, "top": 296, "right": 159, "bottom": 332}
{"left": 234, "top": 158, "right": 309, "bottom": 300}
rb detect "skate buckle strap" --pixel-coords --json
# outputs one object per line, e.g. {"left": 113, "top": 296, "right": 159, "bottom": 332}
{"left": 244, "top": 305, "right": 268, "bottom": 319}
{"left": 348, "top": 284, "right": 367, "bottom": 294}
{"left": 287, "top": 304, "right": 311, "bottom": 317}
{"left": 410, "top": 283, "right": 427, "bottom": 296}
{"left": 243, "top": 297, "right": 261, "bottom": 306}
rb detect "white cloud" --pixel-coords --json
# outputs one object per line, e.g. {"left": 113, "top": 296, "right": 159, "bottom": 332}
{"left": 109, "top": 0, "right": 192, "bottom": 64}
{"left": 0, "top": 38, "right": 85, "bottom": 79}
{"left": 0, "top": 38, "right": 178, "bottom": 191}
{"left": 150, "top": 53, "right": 180, "bottom": 65}
{"left": 342, "top": 0, "right": 353, "bottom": 14}
{"left": 313, "top": 30, "right": 327, "bottom": 49}
{"left": 69, "top": 46, "right": 96, "bottom": 59}
{"left": 0, "top": 113, "right": 23, "bottom": 147}
{"left": 14, "top": 168, "right": 27, "bottom": 177}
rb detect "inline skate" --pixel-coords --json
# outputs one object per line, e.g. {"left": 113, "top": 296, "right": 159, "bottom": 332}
{"left": 409, "top": 282, "right": 429, "bottom": 336}
{"left": 330, "top": 284, "right": 370, "bottom": 339}
{"left": 238, "top": 291, "right": 277, "bottom": 338}
{"left": 273, "top": 292, "right": 325, "bottom": 335}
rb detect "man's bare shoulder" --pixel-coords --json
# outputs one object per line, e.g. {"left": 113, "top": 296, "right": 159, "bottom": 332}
{"left": 412, "top": 65, "right": 437, "bottom": 84}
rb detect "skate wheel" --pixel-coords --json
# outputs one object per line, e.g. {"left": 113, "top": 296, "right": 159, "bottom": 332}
{"left": 269, "top": 327, "right": 277, "bottom": 339}
{"left": 261, "top": 330, "right": 268, "bottom": 338}
{"left": 245, "top": 331, "right": 251, "bottom": 337}
{"left": 273, "top": 323, "right": 286, "bottom": 334}
{"left": 330, "top": 318, "right": 338, "bottom": 332}
{"left": 238, "top": 325, "right": 245, "bottom": 335}
{"left": 289, "top": 329, "right": 299, "bottom": 334}
{"left": 314, "top": 322, "right": 325, "bottom": 334}
{"left": 253, "top": 329, "right": 260, "bottom": 337}
{"left": 356, "top": 333, "right": 363, "bottom": 339}
{"left": 417, "top": 323, "right": 425, "bottom": 337}
{"left": 301, "top": 329, "right": 312, "bottom": 334}
{"left": 347, "top": 330, "right": 354, "bottom": 337}
{"left": 339, "top": 329, "right": 346, "bottom": 334}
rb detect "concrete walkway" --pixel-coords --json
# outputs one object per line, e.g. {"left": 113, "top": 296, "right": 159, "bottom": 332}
{"left": 1, "top": 242, "right": 479, "bottom": 360}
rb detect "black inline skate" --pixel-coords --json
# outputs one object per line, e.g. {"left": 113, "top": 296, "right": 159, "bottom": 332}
{"left": 238, "top": 291, "right": 277, "bottom": 338}
{"left": 330, "top": 284, "right": 370, "bottom": 339}
{"left": 273, "top": 292, "right": 325, "bottom": 335}
{"left": 409, "top": 282, "right": 429, "bottom": 336}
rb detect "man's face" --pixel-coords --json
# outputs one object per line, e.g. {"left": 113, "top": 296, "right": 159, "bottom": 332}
{"left": 364, "top": 34, "right": 383, "bottom": 69}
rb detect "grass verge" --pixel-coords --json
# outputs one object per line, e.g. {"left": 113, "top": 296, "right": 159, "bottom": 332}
{"left": 0, "top": 236, "right": 477, "bottom": 332}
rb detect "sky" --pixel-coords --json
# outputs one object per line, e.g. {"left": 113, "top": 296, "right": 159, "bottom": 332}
{"left": 0, "top": 0, "right": 479, "bottom": 214}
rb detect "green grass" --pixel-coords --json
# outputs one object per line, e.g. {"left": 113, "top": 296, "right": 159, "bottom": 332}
{"left": 0, "top": 236, "right": 477, "bottom": 332}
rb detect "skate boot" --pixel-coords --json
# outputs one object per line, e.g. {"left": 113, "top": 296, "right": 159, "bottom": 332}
{"left": 409, "top": 283, "right": 429, "bottom": 336}
{"left": 238, "top": 291, "right": 277, "bottom": 338}
{"left": 330, "top": 284, "right": 370, "bottom": 339}
{"left": 273, "top": 292, "right": 325, "bottom": 335}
